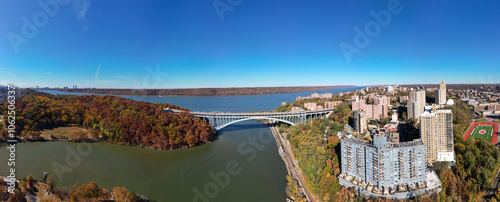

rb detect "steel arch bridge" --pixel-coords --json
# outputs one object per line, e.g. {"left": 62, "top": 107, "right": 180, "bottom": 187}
{"left": 174, "top": 109, "right": 334, "bottom": 130}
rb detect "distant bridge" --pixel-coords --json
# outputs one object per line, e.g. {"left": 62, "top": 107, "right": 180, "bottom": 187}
{"left": 166, "top": 108, "right": 334, "bottom": 130}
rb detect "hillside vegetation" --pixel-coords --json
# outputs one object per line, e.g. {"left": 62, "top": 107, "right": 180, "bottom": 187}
{"left": 1, "top": 90, "right": 215, "bottom": 149}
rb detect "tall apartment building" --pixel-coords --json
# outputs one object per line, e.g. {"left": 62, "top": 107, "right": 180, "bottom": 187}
{"left": 351, "top": 96, "right": 392, "bottom": 119}
{"left": 407, "top": 90, "right": 426, "bottom": 119}
{"left": 374, "top": 96, "right": 391, "bottom": 105}
{"left": 420, "top": 109, "right": 454, "bottom": 163}
{"left": 352, "top": 98, "right": 365, "bottom": 111}
{"left": 325, "top": 101, "right": 342, "bottom": 109}
{"left": 321, "top": 93, "right": 333, "bottom": 99}
{"left": 399, "top": 96, "right": 409, "bottom": 103}
{"left": 435, "top": 81, "right": 446, "bottom": 105}
{"left": 291, "top": 107, "right": 304, "bottom": 112}
{"left": 385, "top": 86, "right": 394, "bottom": 93}
{"left": 353, "top": 109, "right": 367, "bottom": 134}
{"left": 340, "top": 135, "right": 426, "bottom": 190}
{"left": 304, "top": 102, "right": 317, "bottom": 110}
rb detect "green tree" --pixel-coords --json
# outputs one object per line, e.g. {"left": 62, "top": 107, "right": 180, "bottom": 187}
{"left": 401, "top": 111, "right": 407, "bottom": 121}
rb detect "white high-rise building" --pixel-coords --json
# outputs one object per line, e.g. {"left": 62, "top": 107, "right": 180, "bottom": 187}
{"left": 353, "top": 109, "right": 367, "bottom": 134}
{"left": 435, "top": 81, "right": 446, "bottom": 105}
{"left": 407, "top": 90, "right": 426, "bottom": 119}
{"left": 385, "top": 86, "right": 394, "bottom": 93}
{"left": 420, "top": 109, "right": 454, "bottom": 163}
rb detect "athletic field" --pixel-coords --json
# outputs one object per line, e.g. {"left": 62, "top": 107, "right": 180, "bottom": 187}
{"left": 469, "top": 125, "right": 494, "bottom": 141}
{"left": 464, "top": 121, "right": 499, "bottom": 144}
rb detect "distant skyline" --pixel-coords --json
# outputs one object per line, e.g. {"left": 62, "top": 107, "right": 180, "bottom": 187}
{"left": 1, "top": 0, "right": 499, "bottom": 88}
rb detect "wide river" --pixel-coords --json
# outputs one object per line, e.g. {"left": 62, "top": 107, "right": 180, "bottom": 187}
{"left": 0, "top": 86, "right": 362, "bottom": 201}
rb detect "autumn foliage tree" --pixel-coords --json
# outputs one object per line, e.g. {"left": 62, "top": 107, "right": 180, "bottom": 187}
{"left": 281, "top": 118, "right": 343, "bottom": 201}
{"left": 69, "top": 181, "right": 109, "bottom": 201}
{"left": 112, "top": 187, "right": 138, "bottom": 202}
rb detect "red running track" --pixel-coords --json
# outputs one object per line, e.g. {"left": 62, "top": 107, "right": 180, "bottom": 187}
{"left": 463, "top": 121, "right": 499, "bottom": 144}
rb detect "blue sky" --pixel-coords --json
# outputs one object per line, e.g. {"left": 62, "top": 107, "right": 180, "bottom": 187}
{"left": 0, "top": 0, "right": 499, "bottom": 88}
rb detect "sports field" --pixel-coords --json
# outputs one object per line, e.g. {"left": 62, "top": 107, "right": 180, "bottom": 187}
{"left": 470, "top": 125, "right": 494, "bottom": 141}
{"left": 464, "top": 121, "right": 499, "bottom": 144}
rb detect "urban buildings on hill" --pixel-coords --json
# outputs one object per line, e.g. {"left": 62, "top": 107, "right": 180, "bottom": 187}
{"left": 296, "top": 92, "right": 333, "bottom": 100}
{"left": 291, "top": 107, "right": 304, "bottom": 112}
{"left": 304, "top": 102, "right": 324, "bottom": 110}
{"left": 324, "top": 101, "right": 342, "bottom": 109}
{"left": 382, "top": 113, "right": 400, "bottom": 144}
{"left": 435, "top": 81, "right": 447, "bottom": 105}
{"left": 339, "top": 134, "right": 441, "bottom": 198}
{"left": 407, "top": 90, "right": 426, "bottom": 119}
{"left": 351, "top": 95, "right": 392, "bottom": 119}
{"left": 455, "top": 85, "right": 500, "bottom": 117}
{"left": 473, "top": 103, "right": 500, "bottom": 116}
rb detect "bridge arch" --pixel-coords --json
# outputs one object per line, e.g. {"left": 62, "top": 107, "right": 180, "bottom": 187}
{"left": 215, "top": 116, "right": 296, "bottom": 130}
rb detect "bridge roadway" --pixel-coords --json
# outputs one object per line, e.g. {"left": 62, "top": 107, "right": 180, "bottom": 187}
{"left": 166, "top": 108, "right": 335, "bottom": 130}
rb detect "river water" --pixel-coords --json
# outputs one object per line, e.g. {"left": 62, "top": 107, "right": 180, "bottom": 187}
{"left": 0, "top": 86, "right": 362, "bottom": 201}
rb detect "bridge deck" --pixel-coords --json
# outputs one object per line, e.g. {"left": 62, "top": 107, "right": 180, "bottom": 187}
{"left": 165, "top": 108, "right": 334, "bottom": 130}
{"left": 188, "top": 109, "right": 333, "bottom": 116}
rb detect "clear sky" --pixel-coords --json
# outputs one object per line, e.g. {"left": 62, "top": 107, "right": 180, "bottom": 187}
{"left": 0, "top": 0, "right": 499, "bottom": 88}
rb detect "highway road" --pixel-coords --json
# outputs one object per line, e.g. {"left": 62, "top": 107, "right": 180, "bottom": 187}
{"left": 482, "top": 167, "right": 500, "bottom": 201}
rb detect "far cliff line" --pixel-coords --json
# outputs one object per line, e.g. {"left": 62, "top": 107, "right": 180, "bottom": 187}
{"left": 46, "top": 85, "right": 356, "bottom": 96}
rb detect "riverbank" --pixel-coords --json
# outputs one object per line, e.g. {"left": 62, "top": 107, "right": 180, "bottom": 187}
{"left": 0, "top": 174, "right": 147, "bottom": 201}
{"left": 269, "top": 124, "right": 316, "bottom": 202}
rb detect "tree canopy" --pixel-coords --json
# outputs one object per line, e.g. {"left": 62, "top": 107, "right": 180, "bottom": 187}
{"left": 1, "top": 90, "right": 215, "bottom": 149}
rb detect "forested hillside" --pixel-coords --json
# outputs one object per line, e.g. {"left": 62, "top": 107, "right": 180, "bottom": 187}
{"left": 282, "top": 119, "right": 343, "bottom": 201}
{"left": 57, "top": 85, "right": 354, "bottom": 96}
{"left": 0, "top": 90, "right": 215, "bottom": 149}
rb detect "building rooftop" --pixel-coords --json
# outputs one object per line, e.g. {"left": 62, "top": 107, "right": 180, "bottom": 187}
{"left": 421, "top": 108, "right": 452, "bottom": 117}
{"left": 436, "top": 110, "right": 452, "bottom": 113}
{"left": 420, "top": 111, "right": 436, "bottom": 117}
{"left": 343, "top": 136, "right": 424, "bottom": 149}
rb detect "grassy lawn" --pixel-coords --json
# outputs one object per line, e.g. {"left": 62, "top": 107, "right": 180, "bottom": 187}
{"left": 40, "top": 126, "right": 88, "bottom": 140}
{"left": 476, "top": 118, "right": 488, "bottom": 122}
{"left": 470, "top": 125, "right": 494, "bottom": 141}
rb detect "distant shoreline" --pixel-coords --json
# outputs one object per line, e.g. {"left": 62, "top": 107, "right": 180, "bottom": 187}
{"left": 42, "top": 85, "right": 356, "bottom": 97}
